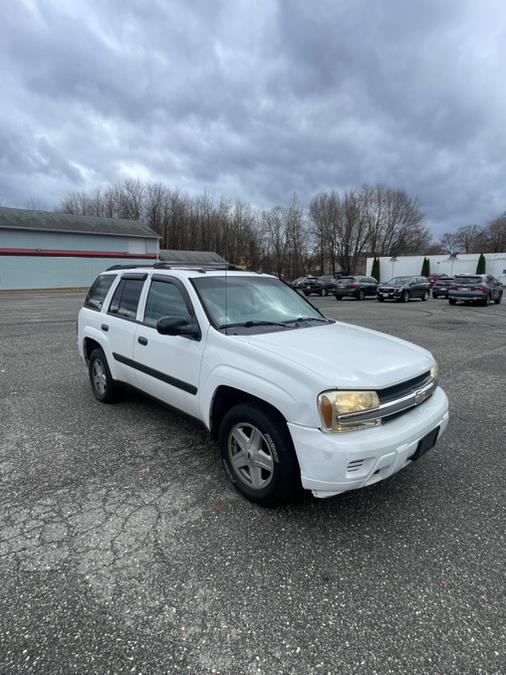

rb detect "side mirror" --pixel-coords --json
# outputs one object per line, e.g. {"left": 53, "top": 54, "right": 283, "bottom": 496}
{"left": 156, "top": 316, "right": 199, "bottom": 338}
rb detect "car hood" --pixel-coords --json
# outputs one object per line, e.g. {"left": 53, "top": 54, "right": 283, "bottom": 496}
{"left": 239, "top": 321, "right": 433, "bottom": 389}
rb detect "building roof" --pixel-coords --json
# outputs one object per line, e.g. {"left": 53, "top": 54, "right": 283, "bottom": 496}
{"left": 159, "top": 249, "right": 227, "bottom": 264}
{"left": 0, "top": 206, "right": 159, "bottom": 239}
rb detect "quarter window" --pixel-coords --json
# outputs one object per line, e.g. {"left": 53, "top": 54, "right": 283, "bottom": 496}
{"left": 108, "top": 278, "right": 145, "bottom": 320}
{"left": 144, "top": 280, "right": 192, "bottom": 328}
{"left": 84, "top": 274, "right": 116, "bottom": 311}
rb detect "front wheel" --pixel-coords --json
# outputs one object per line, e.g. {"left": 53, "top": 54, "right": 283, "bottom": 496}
{"left": 421, "top": 291, "right": 429, "bottom": 301}
{"left": 495, "top": 293, "right": 502, "bottom": 304}
{"left": 88, "top": 348, "right": 118, "bottom": 403}
{"left": 335, "top": 295, "right": 342, "bottom": 301}
{"left": 357, "top": 289, "right": 365, "bottom": 301}
{"left": 400, "top": 290, "right": 410, "bottom": 303}
{"left": 449, "top": 298, "right": 457, "bottom": 305}
{"left": 219, "top": 402, "right": 301, "bottom": 506}
{"left": 320, "top": 287, "right": 328, "bottom": 296}
{"left": 377, "top": 295, "right": 384, "bottom": 302}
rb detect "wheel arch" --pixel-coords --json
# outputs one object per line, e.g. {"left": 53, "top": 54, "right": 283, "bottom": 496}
{"left": 209, "top": 385, "right": 289, "bottom": 440}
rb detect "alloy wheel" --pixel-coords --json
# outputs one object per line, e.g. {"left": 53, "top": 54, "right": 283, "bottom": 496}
{"left": 228, "top": 423, "right": 274, "bottom": 489}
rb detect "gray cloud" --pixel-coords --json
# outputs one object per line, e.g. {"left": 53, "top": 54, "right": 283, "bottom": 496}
{"left": 1, "top": 0, "right": 506, "bottom": 235}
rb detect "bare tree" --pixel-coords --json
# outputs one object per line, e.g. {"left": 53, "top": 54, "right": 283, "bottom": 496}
{"left": 453, "top": 224, "right": 482, "bottom": 253}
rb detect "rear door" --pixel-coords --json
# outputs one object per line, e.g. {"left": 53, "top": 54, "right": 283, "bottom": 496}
{"left": 487, "top": 275, "right": 499, "bottom": 299}
{"left": 105, "top": 273, "right": 147, "bottom": 383}
{"left": 133, "top": 275, "right": 205, "bottom": 417}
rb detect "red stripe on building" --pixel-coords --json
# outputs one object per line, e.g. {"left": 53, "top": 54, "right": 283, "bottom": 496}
{"left": 0, "top": 249, "right": 158, "bottom": 259}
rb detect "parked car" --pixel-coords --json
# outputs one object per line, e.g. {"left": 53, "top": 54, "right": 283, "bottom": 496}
{"left": 317, "top": 275, "right": 338, "bottom": 296}
{"left": 291, "top": 276, "right": 312, "bottom": 289}
{"left": 432, "top": 277, "right": 454, "bottom": 299}
{"left": 448, "top": 274, "right": 503, "bottom": 306}
{"left": 78, "top": 264, "right": 449, "bottom": 506}
{"left": 334, "top": 276, "right": 378, "bottom": 300}
{"left": 377, "top": 276, "right": 430, "bottom": 302}
{"left": 299, "top": 276, "right": 322, "bottom": 296}
{"left": 427, "top": 273, "right": 450, "bottom": 288}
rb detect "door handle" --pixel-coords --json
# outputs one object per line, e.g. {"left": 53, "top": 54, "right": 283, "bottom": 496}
{"left": 101, "top": 324, "right": 109, "bottom": 332}
{"left": 138, "top": 336, "right": 148, "bottom": 346}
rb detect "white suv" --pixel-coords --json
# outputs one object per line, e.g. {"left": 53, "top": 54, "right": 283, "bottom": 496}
{"left": 78, "top": 264, "right": 449, "bottom": 505}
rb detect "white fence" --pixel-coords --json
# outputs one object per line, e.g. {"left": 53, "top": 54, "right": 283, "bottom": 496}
{"left": 366, "top": 253, "right": 506, "bottom": 284}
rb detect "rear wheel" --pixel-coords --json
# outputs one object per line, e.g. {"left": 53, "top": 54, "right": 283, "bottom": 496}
{"left": 449, "top": 298, "right": 457, "bottom": 305}
{"left": 335, "top": 295, "right": 342, "bottom": 301}
{"left": 320, "top": 287, "right": 328, "bottom": 296}
{"left": 357, "top": 289, "right": 365, "bottom": 301}
{"left": 219, "top": 402, "right": 301, "bottom": 506}
{"left": 495, "top": 293, "right": 502, "bottom": 304}
{"left": 421, "top": 290, "right": 429, "bottom": 301}
{"left": 480, "top": 294, "right": 491, "bottom": 306}
{"left": 88, "top": 348, "right": 118, "bottom": 403}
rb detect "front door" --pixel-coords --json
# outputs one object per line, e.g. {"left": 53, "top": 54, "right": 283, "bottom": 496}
{"left": 133, "top": 275, "right": 205, "bottom": 417}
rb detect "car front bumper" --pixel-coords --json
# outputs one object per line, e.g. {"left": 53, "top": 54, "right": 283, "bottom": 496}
{"left": 288, "top": 386, "right": 449, "bottom": 498}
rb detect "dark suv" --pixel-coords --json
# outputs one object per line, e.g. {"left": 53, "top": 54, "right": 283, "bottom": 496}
{"left": 299, "top": 276, "right": 322, "bottom": 296}
{"left": 432, "top": 277, "right": 454, "bottom": 299}
{"left": 377, "top": 276, "right": 430, "bottom": 302}
{"left": 317, "top": 275, "right": 338, "bottom": 296}
{"left": 448, "top": 274, "right": 503, "bottom": 306}
{"left": 334, "top": 276, "right": 378, "bottom": 300}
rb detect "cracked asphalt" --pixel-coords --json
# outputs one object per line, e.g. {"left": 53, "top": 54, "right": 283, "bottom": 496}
{"left": 0, "top": 291, "right": 504, "bottom": 674}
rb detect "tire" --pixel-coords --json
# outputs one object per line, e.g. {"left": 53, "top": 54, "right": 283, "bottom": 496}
{"left": 335, "top": 295, "right": 342, "bottom": 301}
{"left": 303, "top": 291, "right": 309, "bottom": 296}
{"left": 88, "top": 348, "right": 118, "bottom": 403}
{"left": 377, "top": 295, "right": 384, "bottom": 302}
{"left": 400, "top": 290, "right": 410, "bottom": 303}
{"left": 218, "top": 402, "right": 301, "bottom": 506}
{"left": 432, "top": 293, "right": 438, "bottom": 299}
{"left": 421, "top": 291, "right": 429, "bottom": 301}
{"left": 357, "top": 289, "right": 365, "bottom": 301}
{"left": 320, "top": 287, "right": 328, "bottom": 296}
{"left": 480, "top": 294, "right": 490, "bottom": 306}
{"left": 495, "top": 293, "right": 502, "bottom": 304}
{"left": 449, "top": 298, "right": 457, "bottom": 305}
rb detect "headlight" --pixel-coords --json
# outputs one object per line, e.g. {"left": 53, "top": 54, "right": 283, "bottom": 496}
{"left": 318, "top": 390, "right": 380, "bottom": 432}
{"left": 430, "top": 361, "right": 439, "bottom": 381}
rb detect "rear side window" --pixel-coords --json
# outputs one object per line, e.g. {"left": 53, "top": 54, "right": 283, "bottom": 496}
{"left": 84, "top": 275, "right": 116, "bottom": 311}
{"left": 143, "top": 280, "right": 192, "bottom": 328}
{"left": 108, "top": 277, "right": 145, "bottom": 320}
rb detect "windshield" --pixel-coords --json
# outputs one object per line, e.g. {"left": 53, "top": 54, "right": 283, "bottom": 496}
{"left": 384, "top": 276, "right": 411, "bottom": 287}
{"left": 192, "top": 276, "right": 329, "bottom": 332}
{"left": 454, "top": 276, "right": 482, "bottom": 285}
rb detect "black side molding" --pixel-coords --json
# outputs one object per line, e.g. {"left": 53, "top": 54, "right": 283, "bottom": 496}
{"left": 112, "top": 353, "right": 197, "bottom": 395}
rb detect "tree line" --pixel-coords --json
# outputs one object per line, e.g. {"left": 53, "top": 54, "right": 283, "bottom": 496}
{"left": 58, "top": 179, "right": 506, "bottom": 278}
{"left": 438, "top": 219, "right": 506, "bottom": 255}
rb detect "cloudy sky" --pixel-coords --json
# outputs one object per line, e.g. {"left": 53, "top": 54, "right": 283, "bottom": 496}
{"left": 1, "top": 0, "right": 506, "bottom": 235}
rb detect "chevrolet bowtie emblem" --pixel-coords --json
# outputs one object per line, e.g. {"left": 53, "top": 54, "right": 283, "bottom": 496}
{"left": 414, "top": 389, "right": 427, "bottom": 405}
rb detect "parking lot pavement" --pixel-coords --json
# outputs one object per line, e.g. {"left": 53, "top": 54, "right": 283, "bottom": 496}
{"left": 0, "top": 291, "right": 505, "bottom": 674}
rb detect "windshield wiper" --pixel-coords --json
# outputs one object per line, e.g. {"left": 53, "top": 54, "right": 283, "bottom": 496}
{"left": 282, "top": 316, "right": 331, "bottom": 324}
{"left": 219, "top": 320, "right": 291, "bottom": 329}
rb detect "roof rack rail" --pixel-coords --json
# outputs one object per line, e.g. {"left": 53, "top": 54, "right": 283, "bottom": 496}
{"left": 106, "top": 262, "right": 252, "bottom": 273}
{"left": 106, "top": 264, "right": 155, "bottom": 271}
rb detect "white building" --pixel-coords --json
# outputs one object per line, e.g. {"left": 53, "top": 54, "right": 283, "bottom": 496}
{"left": 0, "top": 207, "right": 159, "bottom": 290}
{"left": 366, "top": 253, "right": 506, "bottom": 284}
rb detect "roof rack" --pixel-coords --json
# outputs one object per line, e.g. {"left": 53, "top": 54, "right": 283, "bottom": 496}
{"left": 106, "top": 262, "right": 252, "bottom": 273}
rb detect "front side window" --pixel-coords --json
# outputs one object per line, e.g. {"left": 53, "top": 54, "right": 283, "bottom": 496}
{"left": 108, "top": 278, "right": 145, "bottom": 320}
{"left": 143, "top": 280, "right": 192, "bottom": 328}
{"left": 84, "top": 274, "right": 116, "bottom": 310}
{"left": 192, "top": 276, "right": 330, "bottom": 333}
